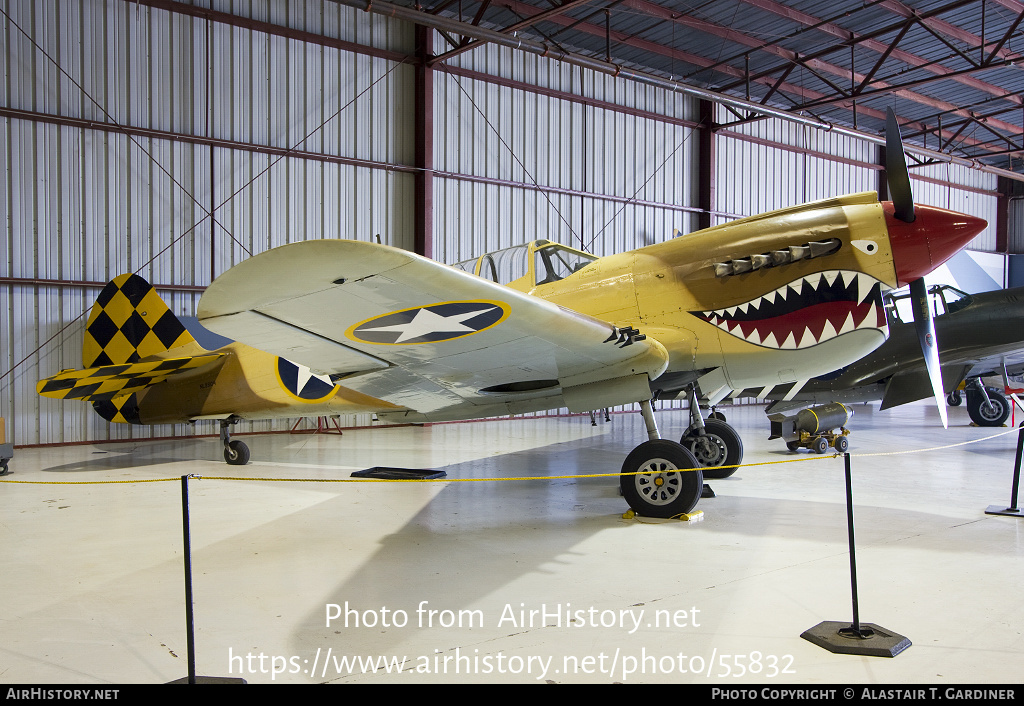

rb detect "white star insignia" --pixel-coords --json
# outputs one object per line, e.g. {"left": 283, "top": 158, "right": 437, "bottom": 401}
{"left": 293, "top": 363, "right": 333, "bottom": 395}
{"left": 360, "top": 306, "right": 497, "bottom": 343}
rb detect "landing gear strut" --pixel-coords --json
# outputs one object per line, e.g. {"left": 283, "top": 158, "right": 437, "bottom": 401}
{"left": 619, "top": 400, "right": 704, "bottom": 518}
{"left": 679, "top": 384, "right": 744, "bottom": 479}
{"left": 220, "top": 419, "right": 250, "bottom": 465}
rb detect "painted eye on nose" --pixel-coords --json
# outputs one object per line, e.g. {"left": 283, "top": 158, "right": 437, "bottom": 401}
{"left": 852, "top": 239, "right": 879, "bottom": 255}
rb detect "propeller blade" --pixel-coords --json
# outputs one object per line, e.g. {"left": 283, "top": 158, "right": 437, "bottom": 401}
{"left": 910, "top": 277, "right": 947, "bottom": 428}
{"left": 885, "top": 108, "right": 916, "bottom": 224}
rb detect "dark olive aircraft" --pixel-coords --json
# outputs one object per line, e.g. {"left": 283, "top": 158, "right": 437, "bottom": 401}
{"left": 38, "top": 110, "right": 986, "bottom": 518}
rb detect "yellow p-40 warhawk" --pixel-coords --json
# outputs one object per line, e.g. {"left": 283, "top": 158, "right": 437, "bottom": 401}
{"left": 38, "top": 113, "right": 986, "bottom": 518}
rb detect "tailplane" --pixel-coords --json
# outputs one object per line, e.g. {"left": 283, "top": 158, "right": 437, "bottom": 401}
{"left": 84, "top": 273, "right": 196, "bottom": 367}
{"left": 37, "top": 274, "right": 223, "bottom": 424}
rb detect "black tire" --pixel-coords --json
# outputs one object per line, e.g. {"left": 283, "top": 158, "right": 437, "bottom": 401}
{"left": 786, "top": 440, "right": 802, "bottom": 452}
{"left": 812, "top": 436, "right": 829, "bottom": 454}
{"left": 947, "top": 390, "right": 962, "bottom": 406}
{"left": 967, "top": 389, "right": 1010, "bottom": 427}
{"left": 0, "top": 462, "right": 8, "bottom": 476}
{"left": 681, "top": 419, "right": 744, "bottom": 479}
{"left": 224, "top": 440, "right": 250, "bottom": 465}
{"left": 708, "top": 411, "right": 727, "bottom": 422}
{"left": 620, "top": 440, "right": 704, "bottom": 519}
{"left": 834, "top": 435, "right": 849, "bottom": 453}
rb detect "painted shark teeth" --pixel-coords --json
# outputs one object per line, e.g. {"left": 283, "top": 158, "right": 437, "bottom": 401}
{"left": 692, "top": 270, "right": 889, "bottom": 350}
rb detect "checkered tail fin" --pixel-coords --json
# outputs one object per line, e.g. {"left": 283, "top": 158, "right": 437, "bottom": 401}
{"left": 83, "top": 274, "right": 196, "bottom": 368}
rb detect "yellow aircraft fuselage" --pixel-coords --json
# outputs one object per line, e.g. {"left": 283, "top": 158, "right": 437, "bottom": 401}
{"left": 38, "top": 192, "right": 986, "bottom": 427}
{"left": 126, "top": 342, "right": 401, "bottom": 426}
{"left": 533, "top": 193, "right": 899, "bottom": 399}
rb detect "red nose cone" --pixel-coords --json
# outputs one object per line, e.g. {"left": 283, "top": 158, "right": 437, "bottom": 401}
{"left": 884, "top": 202, "right": 987, "bottom": 286}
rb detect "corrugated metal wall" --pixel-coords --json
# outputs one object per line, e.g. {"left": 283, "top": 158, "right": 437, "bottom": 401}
{"left": 0, "top": 0, "right": 1011, "bottom": 446}
{"left": 715, "top": 106, "right": 1001, "bottom": 252}
{"left": 1010, "top": 198, "right": 1024, "bottom": 254}
{"left": 1, "top": 0, "right": 416, "bottom": 444}
{"left": 432, "top": 44, "right": 698, "bottom": 263}
{"left": 716, "top": 109, "right": 878, "bottom": 221}
{"left": 911, "top": 162, "right": 999, "bottom": 252}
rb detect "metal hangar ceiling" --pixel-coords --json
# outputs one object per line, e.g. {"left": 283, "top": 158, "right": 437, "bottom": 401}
{"left": 344, "top": 0, "right": 1024, "bottom": 181}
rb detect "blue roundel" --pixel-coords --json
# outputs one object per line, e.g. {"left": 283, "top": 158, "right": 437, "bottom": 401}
{"left": 276, "top": 358, "right": 337, "bottom": 401}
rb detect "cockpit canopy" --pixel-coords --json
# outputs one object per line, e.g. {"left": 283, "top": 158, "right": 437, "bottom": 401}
{"left": 885, "top": 283, "right": 974, "bottom": 324}
{"left": 450, "top": 239, "right": 598, "bottom": 292}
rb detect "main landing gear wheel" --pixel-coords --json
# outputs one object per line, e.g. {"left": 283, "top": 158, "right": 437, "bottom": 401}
{"left": 620, "top": 439, "right": 704, "bottom": 519}
{"left": 681, "top": 418, "right": 744, "bottom": 479}
{"left": 224, "top": 439, "right": 250, "bottom": 465}
{"left": 967, "top": 388, "right": 1010, "bottom": 427}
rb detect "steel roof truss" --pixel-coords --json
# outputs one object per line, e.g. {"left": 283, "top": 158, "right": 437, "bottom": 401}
{"left": 430, "top": 0, "right": 598, "bottom": 65}
{"left": 855, "top": 19, "right": 915, "bottom": 94}
{"left": 985, "top": 9, "right": 1024, "bottom": 64}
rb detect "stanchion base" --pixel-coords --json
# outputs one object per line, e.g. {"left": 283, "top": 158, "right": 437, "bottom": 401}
{"left": 168, "top": 676, "right": 247, "bottom": 684}
{"left": 800, "top": 621, "right": 911, "bottom": 657}
{"left": 985, "top": 504, "right": 1024, "bottom": 517}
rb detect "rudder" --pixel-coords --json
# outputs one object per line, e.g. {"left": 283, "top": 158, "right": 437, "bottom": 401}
{"left": 84, "top": 274, "right": 196, "bottom": 367}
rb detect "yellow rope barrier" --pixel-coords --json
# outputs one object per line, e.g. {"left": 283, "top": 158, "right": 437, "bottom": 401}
{"left": 1, "top": 423, "right": 1019, "bottom": 486}
{"left": 0, "top": 477, "right": 179, "bottom": 485}
{"left": 849, "top": 423, "right": 1022, "bottom": 456}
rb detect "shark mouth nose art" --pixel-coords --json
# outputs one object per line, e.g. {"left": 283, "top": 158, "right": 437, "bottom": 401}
{"left": 692, "top": 270, "right": 889, "bottom": 349}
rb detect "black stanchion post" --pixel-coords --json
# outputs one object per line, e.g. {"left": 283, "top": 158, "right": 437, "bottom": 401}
{"left": 800, "top": 453, "right": 911, "bottom": 657}
{"left": 841, "top": 452, "right": 864, "bottom": 637}
{"left": 182, "top": 474, "right": 197, "bottom": 684}
{"left": 168, "top": 474, "right": 245, "bottom": 684}
{"left": 985, "top": 422, "right": 1024, "bottom": 518}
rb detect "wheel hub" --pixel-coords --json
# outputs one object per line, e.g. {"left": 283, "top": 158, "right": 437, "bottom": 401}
{"left": 634, "top": 458, "right": 681, "bottom": 506}
{"left": 687, "top": 433, "right": 727, "bottom": 466}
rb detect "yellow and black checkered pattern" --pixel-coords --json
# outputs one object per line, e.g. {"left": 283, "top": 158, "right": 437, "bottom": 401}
{"left": 37, "top": 355, "right": 223, "bottom": 403}
{"left": 82, "top": 273, "right": 196, "bottom": 368}
{"left": 94, "top": 392, "right": 142, "bottom": 425}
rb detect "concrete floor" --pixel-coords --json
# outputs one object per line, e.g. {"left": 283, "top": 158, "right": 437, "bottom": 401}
{"left": 1, "top": 401, "right": 1023, "bottom": 685}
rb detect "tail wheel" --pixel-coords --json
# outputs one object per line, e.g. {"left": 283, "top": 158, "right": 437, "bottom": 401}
{"left": 224, "top": 440, "right": 250, "bottom": 465}
{"left": 620, "top": 440, "right": 704, "bottom": 519}
{"left": 681, "top": 418, "right": 744, "bottom": 479}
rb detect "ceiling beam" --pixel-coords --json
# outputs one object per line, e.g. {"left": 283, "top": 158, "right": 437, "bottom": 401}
{"left": 622, "top": 0, "right": 1023, "bottom": 143}
{"left": 429, "top": 0, "right": 599, "bottom": 65}
{"left": 733, "top": 0, "right": 1023, "bottom": 107}
{"left": 876, "top": 0, "right": 1024, "bottom": 62}
{"left": 333, "top": 0, "right": 1024, "bottom": 181}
